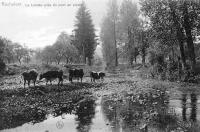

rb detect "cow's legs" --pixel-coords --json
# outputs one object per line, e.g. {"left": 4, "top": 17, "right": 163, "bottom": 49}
{"left": 57, "top": 78, "right": 59, "bottom": 86}
{"left": 69, "top": 77, "right": 73, "bottom": 83}
{"left": 50, "top": 80, "right": 52, "bottom": 85}
{"left": 58, "top": 80, "right": 60, "bottom": 86}
{"left": 33, "top": 79, "right": 36, "bottom": 87}
{"left": 24, "top": 80, "right": 26, "bottom": 88}
{"left": 28, "top": 80, "right": 30, "bottom": 87}
{"left": 61, "top": 78, "right": 63, "bottom": 85}
{"left": 46, "top": 80, "right": 48, "bottom": 85}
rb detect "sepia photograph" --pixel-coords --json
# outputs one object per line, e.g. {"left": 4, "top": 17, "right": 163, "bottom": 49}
{"left": 0, "top": 0, "right": 200, "bottom": 131}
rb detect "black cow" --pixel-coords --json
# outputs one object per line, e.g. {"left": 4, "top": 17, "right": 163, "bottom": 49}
{"left": 39, "top": 70, "right": 63, "bottom": 86}
{"left": 90, "top": 71, "right": 105, "bottom": 82}
{"left": 22, "top": 69, "right": 38, "bottom": 88}
{"left": 69, "top": 69, "right": 84, "bottom": 83}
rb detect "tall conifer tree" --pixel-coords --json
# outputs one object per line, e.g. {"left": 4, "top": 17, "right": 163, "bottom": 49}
{"left": 74, "top": 2, "right": 96, "bottom": 65}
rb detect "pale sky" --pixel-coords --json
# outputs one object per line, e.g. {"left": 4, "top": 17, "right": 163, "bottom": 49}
{"left": 0, "top": 0, "right": 138, "bottom": 49}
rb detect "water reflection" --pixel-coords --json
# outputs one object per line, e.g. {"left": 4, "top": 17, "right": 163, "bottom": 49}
{"left": 1, "top": 90, "right": 200, "bottom": 132}
{"left": 101, "top": 89, "right": 175, "bottom": 132}
{"left": 182, "top": 93, "right": 187, "bottom": 121}
{"left": 0, "top": 95, "right": 96, "bottom": 132}
{"left": 74, "top": 97, "right": 96, "bottom": 132}
{"left": 102, "top": 99, "right": 121, "bottom": 132}
{"left": 190, "top": 93, "right": 197, "bottom": 122}
{"left": 100, "top": 91, "right": 200, "bottom": 131}
{"left": 180, "top": 93, "right": 198, "bottom": 122}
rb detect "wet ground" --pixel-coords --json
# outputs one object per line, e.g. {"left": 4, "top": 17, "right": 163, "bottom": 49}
{"left": 1, "top": 70, "right": 200, "bottom": 132}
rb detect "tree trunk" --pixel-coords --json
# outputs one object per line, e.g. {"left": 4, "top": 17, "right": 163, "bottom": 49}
{"left": 67, "top": 57, "right": 69, "bottom": 64}
{"left": 128, "top": 26, "right": 134, "bottom": 66}
{"left": 169, "top": 1, "right": 187, "bottom": 70}
{"left": 113, "top": 16, "right": 118, "bottom": 67}
{"left": 129, "top": 55, "right": 134, "bottom": 66}
{"left": 18, "top": 59, "right": 21, "bottom": 65}
{"left": 171, "top": 45, "right": 175, "bottom": 63}
{"left": 82, "top": 42, "right": 86, "bottom": 64}
{"left": 141, "top": 31, "right": 146, "bottom": 66}
{"left": 88, "top": 58, "right": 92, "bottom": 66}
{"left": 142, "top": 48, "right": 146, "bottom": 66}
{"left": 183, "top": 1, "right": 196, "bottom": 71}
{"left": 134, "top": 55, "right": 137, "bottom": 63}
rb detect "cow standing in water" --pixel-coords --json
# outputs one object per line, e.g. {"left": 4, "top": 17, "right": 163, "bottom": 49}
{"left": 39, "top": 70, "right": 63, "bottom": 86}
{"left": 90, "top": 71, "right": 105, "bottom": 82}
{"left": 69, "top": 69, "right": 84, "bottom": 83}
{"left": 22, "top": 69, "right": 38, "bottom": 88}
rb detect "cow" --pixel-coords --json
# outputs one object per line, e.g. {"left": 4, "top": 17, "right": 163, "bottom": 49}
{"left": 39, "top": 70, "right": 63, "bottom": 86}
{"left": 69, "top": 69, "right": 84, "bottom": 83}
{"left": 90, "top": 71, "right": 105, "bottom": 82}
{"left": 22, "top": 69, "right": 38, "bottom": 88}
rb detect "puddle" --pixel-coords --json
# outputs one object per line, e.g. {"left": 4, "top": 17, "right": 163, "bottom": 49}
{"left": 1, "top": 91, "right": 200, "bottom": 132}
{"left": 169, "top": 93, "right": 200, "bottom": 122}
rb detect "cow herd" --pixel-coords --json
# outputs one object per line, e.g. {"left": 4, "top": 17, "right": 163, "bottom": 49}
{"left": 21, "top": 68, "right": 106, "bottom": 88}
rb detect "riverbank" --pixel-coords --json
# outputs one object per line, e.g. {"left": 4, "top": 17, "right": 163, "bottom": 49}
{"left": 1, "top": 67, "right": 200, "bottom": 131}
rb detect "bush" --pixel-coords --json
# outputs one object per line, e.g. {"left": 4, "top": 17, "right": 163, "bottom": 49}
{"left": 0, "top": 59, "right": 6, "bottom": 75}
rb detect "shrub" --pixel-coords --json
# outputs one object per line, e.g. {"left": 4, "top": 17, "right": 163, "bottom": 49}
{"left": 0, "top": 59, "right": 6, "bottom": 75}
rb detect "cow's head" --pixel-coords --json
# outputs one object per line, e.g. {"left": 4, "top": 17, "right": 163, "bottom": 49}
{"left": 39, "top": 74, "right": 43, "bottom": 80}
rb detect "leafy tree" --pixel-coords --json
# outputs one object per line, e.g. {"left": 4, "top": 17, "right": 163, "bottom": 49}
{"left": 140, "top": 0, "right": 200, "bottom": 72}
{"left": 41, "top": 46, "right": 54, "bottom": 64}
{"left": 73, "top": 2, "right": 97, "bottom": 65}
{"left": 137, "top": 23, "right": 151, "bottom": 65}
{"left": 2, "top": 38, "right": 15, "bottom": 63}
{"left": 22, "top": 48, "right": 33, "bottom": 64}
{"left": 52, "top": 42, "right": 65, "bottom": 64}
{"left": 34, "top": 48, "right": 43, "bottom": 63}
{"left": 0, "top": 37, "right": 6, "bottom": 74}
{"left": 119, "top": 0, "right": 140, "bottom": 65}
{"left": 55, "top": 32, "right": 78, "bottom": 64}
{"left": 37, "top": 32, "right": 79, "bottom": 64}
{"left": 181, "top": 1, "right": 198, "bottom": 70}
{"left": 101, "top": 0, "right": 119, "bottom": 68}
{"left": 101, "top": 15, "right": 117, "bottom": 68}
{"left": 13, "top": 43, "right": 28, "bottom": 64}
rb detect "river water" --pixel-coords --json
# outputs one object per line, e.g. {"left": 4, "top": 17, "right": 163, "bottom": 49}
{"left": 1, "top": 91, "right": 200, "bottom": 132}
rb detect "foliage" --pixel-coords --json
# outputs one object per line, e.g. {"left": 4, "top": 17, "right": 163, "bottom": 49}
{"left": 0, "top": 37, "right": 6, "bottom": 74}
{"left": 37, "top": 32, "right": 78, "bottom": 64}
{"left": 100, "top": 0, "right": 119, "bottom": 68}
{"left": 73, "top": 2, "right": 97, "bottom": 65}
{"left": 139, "top": 0, "right": 200, "bottom": 81}
{"left": 40, "top": 46, "right": 54, "bottom": 64}
{"left": 118, "top": 0, "right": 140, "bottom": 65}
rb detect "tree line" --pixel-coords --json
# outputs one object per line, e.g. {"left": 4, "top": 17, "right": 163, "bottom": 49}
{"left": 0, "top": 1, "right": 97, "bottom": 70}
{"left": 101, "top": 0, "right": 200, "bottom": 81}
{"left": 0, "top": 37, "right": 33, "bottom": 64}
{"left": 101, "top": 0, "right": 148, "bottom": 68}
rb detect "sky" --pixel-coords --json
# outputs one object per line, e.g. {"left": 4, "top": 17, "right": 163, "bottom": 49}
{"left": 0, "top": 0, "right": 138, "bottom": 49}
